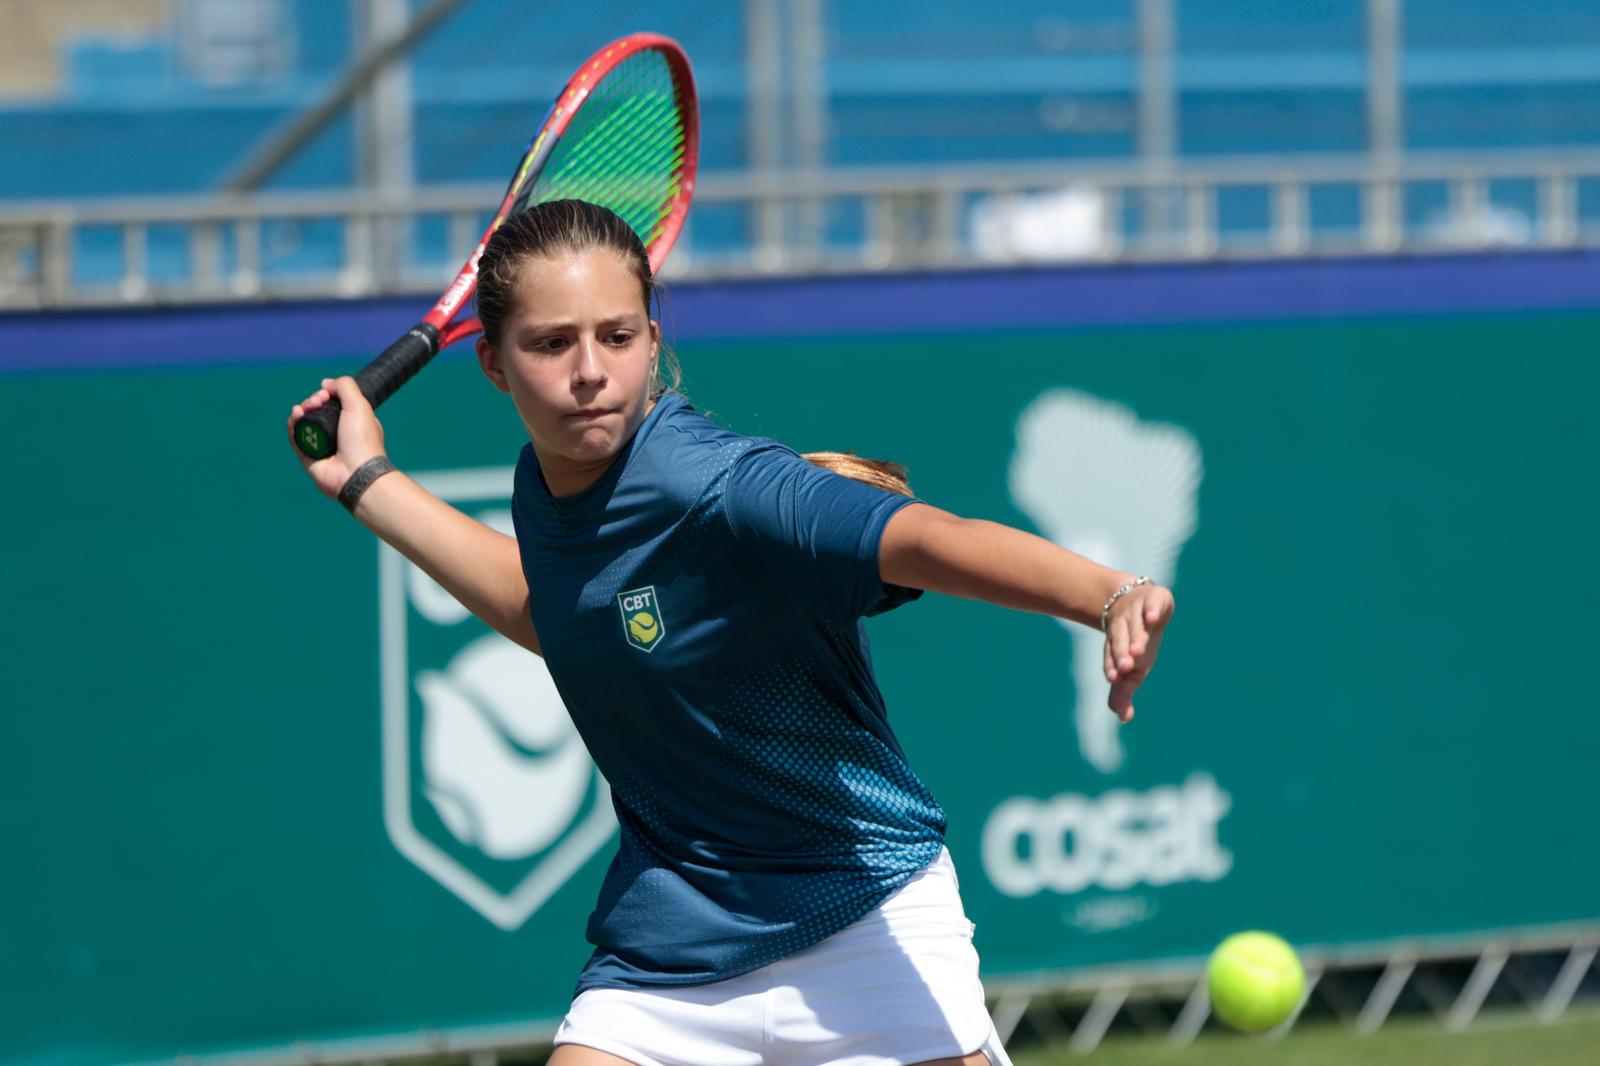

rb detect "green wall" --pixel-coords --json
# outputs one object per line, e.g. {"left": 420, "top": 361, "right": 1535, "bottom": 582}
{"left": 3, "top": 311, "right": 1597, "bottom": 1064}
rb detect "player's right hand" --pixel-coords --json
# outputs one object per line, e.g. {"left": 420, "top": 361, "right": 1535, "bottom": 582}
{"left": 1103, "top": 581, "right": 1175, "bottom": 724}
{"left": 286, "top": 376, "right": 388, "bottom": 501}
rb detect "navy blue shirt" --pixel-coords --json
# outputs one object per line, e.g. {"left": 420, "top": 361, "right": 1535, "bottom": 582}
{"left": 511, "top": 393, "right": 947, "bottom": 992}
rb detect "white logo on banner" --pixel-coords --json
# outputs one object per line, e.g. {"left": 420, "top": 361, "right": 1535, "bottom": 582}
{"left": 379, "top": 468, "right": 616, "bottom": 930}
{"left": 984, "top": 390, "right": 1230, "bottom": 908}
{"left": 1008, "top": 389, "right": 1202, "bottom": 774}
{"left": 416, "top": 637, "right": 592, "bottom": 859}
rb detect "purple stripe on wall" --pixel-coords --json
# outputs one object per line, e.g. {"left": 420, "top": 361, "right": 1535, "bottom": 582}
{"left": 3, "top": 250, "right": 1598, "bottom": 373}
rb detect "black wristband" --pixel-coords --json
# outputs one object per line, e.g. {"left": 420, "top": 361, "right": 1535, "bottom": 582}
{"left": 338, "top": 456, "right": 397, "bottom": 513}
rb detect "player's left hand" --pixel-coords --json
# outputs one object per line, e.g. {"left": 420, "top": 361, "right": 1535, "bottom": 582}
{"left": 1103, "top": 583, "right": 1175, "bottom": 724}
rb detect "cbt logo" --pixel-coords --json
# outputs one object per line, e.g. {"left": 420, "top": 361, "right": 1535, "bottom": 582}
{"left": 379, "top": 467, "right": 616, "bottom": 930}
{"left": 617, "top": 586, "right": 664, "bottom": 652}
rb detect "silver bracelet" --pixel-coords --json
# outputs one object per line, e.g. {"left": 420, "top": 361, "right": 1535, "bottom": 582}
{"left": 1100, "top": 576, "right": 1151, "bottom": 633}
{"left": 338, "top": 455, "right": 397, "bottom": 513}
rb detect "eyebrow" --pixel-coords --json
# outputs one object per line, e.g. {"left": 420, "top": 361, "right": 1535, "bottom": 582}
{"left": 518, "top": 313, "right": 645, "bottom": 333}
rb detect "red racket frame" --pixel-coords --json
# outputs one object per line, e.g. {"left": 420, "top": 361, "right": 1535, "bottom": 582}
{"left": 429, "top": 31, "right": 700, "bottom": 350}
{"left": 292, "top": 33, "right": 698, "bottom": 461}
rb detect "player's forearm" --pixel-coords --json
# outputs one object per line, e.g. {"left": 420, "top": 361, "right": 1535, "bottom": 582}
{"left": 881, "top": 504, "right": 1132, "bottom": 629}
{"left": 352, "top": 471, "right": 540, "bottom": 653}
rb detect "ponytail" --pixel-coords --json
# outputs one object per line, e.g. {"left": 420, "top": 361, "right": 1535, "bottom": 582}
{"left": 802, "top": 452, "right": 913, "bottom": 496}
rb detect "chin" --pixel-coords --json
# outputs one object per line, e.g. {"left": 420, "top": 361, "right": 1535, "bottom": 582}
{"left": 563, "top": 427, "right": 627, "bottom": 462}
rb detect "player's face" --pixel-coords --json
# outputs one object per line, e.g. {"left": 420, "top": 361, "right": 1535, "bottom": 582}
{"left": 477, "top": 247, "right": 659, "bottom": 496}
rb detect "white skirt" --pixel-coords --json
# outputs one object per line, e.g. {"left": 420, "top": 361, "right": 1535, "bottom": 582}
{"left": 554, "top": 849, "right": 1013, "bottom": 1066}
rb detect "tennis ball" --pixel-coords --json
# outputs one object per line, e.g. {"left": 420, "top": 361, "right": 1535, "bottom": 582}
{"left": 1206, "top": 931, "right": 1305, "bottom": 1033}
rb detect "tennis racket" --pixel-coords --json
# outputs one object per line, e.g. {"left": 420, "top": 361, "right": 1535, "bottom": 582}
{"left": 293, "top": 32, "right": 699, "bottom": 459}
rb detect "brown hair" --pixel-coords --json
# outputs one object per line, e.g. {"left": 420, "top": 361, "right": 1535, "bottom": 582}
{"left": 476, "top": 200, "right": 911, "bottom": 496}
{"left": 802, "top": 453, "right": 913, "bottom": 496}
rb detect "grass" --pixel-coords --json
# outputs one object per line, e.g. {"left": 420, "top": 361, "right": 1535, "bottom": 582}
{"left": 1008, "top": 1007, "right": 1600, "bottom": 1066}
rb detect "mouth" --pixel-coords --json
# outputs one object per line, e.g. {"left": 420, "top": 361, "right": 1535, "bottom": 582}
{"left": 567, "top": 406, "right": 618, "bottom": 419}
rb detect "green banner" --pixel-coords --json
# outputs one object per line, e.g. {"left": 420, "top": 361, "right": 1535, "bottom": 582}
{"left": 4, "top": 311, "right": 1598, "bottom": 1064}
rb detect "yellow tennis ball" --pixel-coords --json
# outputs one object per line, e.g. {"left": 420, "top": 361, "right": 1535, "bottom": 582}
{"left": 1206, "top": 931, "right": 1305, "bottom": 1033}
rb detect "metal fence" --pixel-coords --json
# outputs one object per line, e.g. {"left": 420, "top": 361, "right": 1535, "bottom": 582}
{"left": 4, "top": 149, "right": 1600, "bottom": 311}
{"left": 114, "top": 929, "right": 1599, "bottom": 1064}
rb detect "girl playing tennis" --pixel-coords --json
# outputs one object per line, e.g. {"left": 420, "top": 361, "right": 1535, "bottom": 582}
{"left": 288, "top": 200, "right": 1173, "bottom": 1066}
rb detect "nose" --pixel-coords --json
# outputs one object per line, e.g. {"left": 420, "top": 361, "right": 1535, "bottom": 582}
{"left": 572, "top": 335, "right": 607, "bottom": 389}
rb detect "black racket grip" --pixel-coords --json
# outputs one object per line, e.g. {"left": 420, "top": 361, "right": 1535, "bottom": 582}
{"left": 294, "top": 323, "right": 441, "bottom": 459}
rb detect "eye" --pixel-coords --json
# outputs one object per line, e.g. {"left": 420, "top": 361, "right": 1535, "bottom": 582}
{"left": 606, "top": 330, "right": 636, "bottom": 347}
{"left": 532, "top": 335, "right": 569, "bottom": 354}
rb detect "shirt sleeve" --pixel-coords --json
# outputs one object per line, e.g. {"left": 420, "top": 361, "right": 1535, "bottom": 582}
{"left": 724, "top": 441, "right": 925, "bottom": 621}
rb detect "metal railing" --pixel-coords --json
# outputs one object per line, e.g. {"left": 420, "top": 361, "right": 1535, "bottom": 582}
{"left": 120, "top": 922, "right": 1600, "bottom": 1064}
{"left": 2, "top": 149, "right": 1598, "bottom": 311}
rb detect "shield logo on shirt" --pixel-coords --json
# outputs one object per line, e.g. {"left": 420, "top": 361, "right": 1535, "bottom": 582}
{"left": 617, "top": 585, "right": 665, "bottom": 652}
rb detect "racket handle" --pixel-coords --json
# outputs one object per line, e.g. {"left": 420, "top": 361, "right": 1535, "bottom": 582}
{"left": 293, "top": 323, "right": 442, "bottom": 459}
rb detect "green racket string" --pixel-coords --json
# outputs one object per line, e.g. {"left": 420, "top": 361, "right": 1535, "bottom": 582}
{"left": 515, "top": 48, "right": 687, "bottom": 249}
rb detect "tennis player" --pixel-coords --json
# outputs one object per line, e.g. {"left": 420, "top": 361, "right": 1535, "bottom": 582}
{"left": 288, "top": 200, "right": 1173, "bottom": 1066}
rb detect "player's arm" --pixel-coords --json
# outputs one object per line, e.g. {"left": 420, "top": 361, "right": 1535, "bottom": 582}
{"left": 289, "top": 376, "right": 540, "bottom": 655}
{"left": 878, "top": 502, "right": 1172, "bottom": 720}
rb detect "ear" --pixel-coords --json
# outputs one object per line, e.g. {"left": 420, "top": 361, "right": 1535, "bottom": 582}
{"left": 476, "top": 335, "right": 511, "bottom": 394}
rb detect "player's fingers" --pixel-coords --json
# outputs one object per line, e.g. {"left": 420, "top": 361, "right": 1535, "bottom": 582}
{"left": 1125, "top": 601, "right": 1149, "bottom": 658}
{"left": 329, "top": 375, "right": 372, "bottom": 414}
{"left": 1138, "top": 620, "right": 1166, "bottom": 671}
{"left": 1109, "top": 676, "right": 1137, "bottom": 723}
{"left": 288, "top": 402, "right": 313, "bottom": 434}
{"left": 1110, "top": 614, "right": 1135, "bottom": 673}
{"left": 1104, "top": 638, "right": 1117, "bottom": 682}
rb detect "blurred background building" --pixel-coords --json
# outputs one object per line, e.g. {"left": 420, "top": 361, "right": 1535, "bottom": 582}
{"left": 3, "top": 0, "right": 1600, "bottom": 303}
